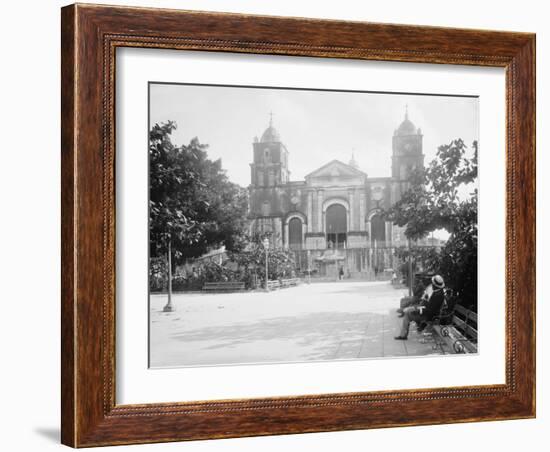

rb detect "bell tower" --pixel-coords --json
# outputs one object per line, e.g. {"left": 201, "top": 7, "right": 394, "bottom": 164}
{"left": 250, "top": 113, "right": 290, "bottom": 187}
{"left": 248, "top": 114, "right": 289, "bottom": 247}
{"left": 391, "top": 106, "right": 424, "bottom": 181}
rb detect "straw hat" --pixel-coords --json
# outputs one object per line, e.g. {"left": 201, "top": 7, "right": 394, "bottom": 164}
{"left": 432, "top": 275, "right": 445, "bottom": 289}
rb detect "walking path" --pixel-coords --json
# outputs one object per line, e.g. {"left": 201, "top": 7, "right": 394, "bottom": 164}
{"left": 150, "top": 281, "right": 449, "bottom": 368}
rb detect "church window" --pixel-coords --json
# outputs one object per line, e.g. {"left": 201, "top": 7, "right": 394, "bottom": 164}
{"left": 289, "top": 218, "right": 302, "bottom": 250}
{"left": 268, "top": 170, "right": 275, "bottom": 186}
{"left": 261, "top": 201, "right": 270, "bottom": 216}
{"left": 371, "top": 214, "right": 386, "bottom": 246}
{"left": 257, "top": 170, "right": 264, "bottom": 186}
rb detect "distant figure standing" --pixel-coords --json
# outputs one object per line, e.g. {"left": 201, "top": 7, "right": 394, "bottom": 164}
{"left": 339, "top": 266, "right": 344, "bottom": 280}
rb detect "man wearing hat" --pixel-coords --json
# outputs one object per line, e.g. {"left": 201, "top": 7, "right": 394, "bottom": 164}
{"left": 394, "top": 274, "right": 446, "bottom": 340}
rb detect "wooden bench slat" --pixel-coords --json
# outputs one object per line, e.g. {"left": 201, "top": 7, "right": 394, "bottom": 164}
{"left": 452, "top": 315, "right": 478, "bottom": 341}
{"left": 454, "top": 304, "right": 478, "bottom": 324}
{"left": 203, "top": 285, "right": 244, "bottom": 288}
{"left": 203, "top": 282, "right": 244, "bottom": 285}
{"left": 430, "top": 302, "right": 478, "bottom": 354}
{"left": 203, "top": 281, "right": 245, "bottom": 291}
{"left": 432, "top": 325, "right": 478, "bottom": 354}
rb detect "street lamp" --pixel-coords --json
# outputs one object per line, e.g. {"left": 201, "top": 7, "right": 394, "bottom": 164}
{"left": 306, "top": 250, "right": 311, "bottom": 285}
{"left": 163, "top": 236, "right": 175, "bottom": 312}
{"left": 262, "top": 238, "right": 270, "bottom": 291}
{"left": 407, "top": 238, "right": 413, "bottom": 298}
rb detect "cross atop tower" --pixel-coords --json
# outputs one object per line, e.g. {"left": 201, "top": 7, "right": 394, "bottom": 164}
{"left": 269, "top": 111, "right": 274, "bottom": 127}
{"left": 349, "top": 148, "right": 359, "bottom": 169}
{"left": 405, "top": 104, "right": 409, "bottom": 120}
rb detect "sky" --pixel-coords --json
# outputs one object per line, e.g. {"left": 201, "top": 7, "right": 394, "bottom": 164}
{"left": 149, "top": 83, "right": 479, "bottom": 189}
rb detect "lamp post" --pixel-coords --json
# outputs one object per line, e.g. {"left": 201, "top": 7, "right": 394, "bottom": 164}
{"left": 163, "top": 236, "right": 175, "bottom": 312}
{"left": 407, "top": 238, "right": 413, "bottom": 298}
{"left": 262, "top": 238, "right": 270, "bottom": 291}
{"left": 307, "top": 250, "right": 311, "bottom": 284}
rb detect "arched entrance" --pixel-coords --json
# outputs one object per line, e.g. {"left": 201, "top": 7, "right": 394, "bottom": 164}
{"left": 370, "top": 214, "right": 386, "bottom": 246}
{"left": 326, "top": 204, "right": 347, "bottom": 249}
{"left": 288, "top": 217, "right": 303, "bottom": 250}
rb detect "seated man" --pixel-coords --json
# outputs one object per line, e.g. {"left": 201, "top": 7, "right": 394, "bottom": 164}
{"left": 396, "top": 278, "right": 426, "bottom": 316}
{"left": 394, "top": 275, "right": 445, "bottom": 340}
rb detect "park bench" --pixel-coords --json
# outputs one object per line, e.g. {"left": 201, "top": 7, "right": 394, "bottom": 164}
{"left": 431, "top": 304, "right": 478, "bottom": 354}
{"left": 266, "top": 280, "right": 281, "bottom": 290}
{"left": 202, "top": 281, "right": 246, "bottom": 292}
{"left": 280, "top": 278, "right": 300, "bottom": 288}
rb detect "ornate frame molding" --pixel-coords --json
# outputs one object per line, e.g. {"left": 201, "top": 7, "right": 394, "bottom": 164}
{"left": 61, "top": 4, "right": 535, "bottom": 447}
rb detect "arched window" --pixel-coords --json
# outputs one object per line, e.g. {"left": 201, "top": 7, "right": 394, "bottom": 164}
{"left": 371, "top": 214, "right": 386, "bottom": 245}
{"left": 326, "top": 204, "right": 347, "bottom": 249}
{"left": 256, "top": 170, "right": 264, "bottom": 186}
{"left": 261, "top": 201, "right": 270, "bottom": 216}
{"left": 400, "top": 164, "right": 407, "bottom": 180}
{"left": 288, "top": 218, "right": 302, "bottom": 250}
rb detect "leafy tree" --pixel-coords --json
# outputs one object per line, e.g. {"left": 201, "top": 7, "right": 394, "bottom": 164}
{"left": 229, "top": 245, "right": 297, "bottom": 284}
{"left": 149, "top": 121, "right": 203, "bottom": 258}
{"left": 386, "top": 139, "right": 478, "bottom": 310}
{"left": 149, "top": 121, "right": 249, "bottom": 263}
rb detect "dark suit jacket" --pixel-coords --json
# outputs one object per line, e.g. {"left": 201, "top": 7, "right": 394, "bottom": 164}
{"left": 421, "top": 288, "right": 445, "bottom": 320}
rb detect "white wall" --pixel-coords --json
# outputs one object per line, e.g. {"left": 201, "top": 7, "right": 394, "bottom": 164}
{"left": 0, "top": 1, "right": 545, "bottom": 451}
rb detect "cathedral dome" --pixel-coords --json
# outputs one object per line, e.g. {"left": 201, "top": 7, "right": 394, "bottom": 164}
{"left": 260, "top": 125, "right": 281, "bottom": 143}
{"left": 348, "top": 150, "right": 359, "bottom": 169}
{"left": 260, "top": 113, "right": 281, "bottom": 143}
{"left": 394, "top": 106, "right": 418, "bottom": 136}
{"left": 396, "top": 118, "right": 416, "bottom": 136}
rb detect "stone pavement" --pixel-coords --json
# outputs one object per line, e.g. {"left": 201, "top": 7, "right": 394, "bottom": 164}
{"left": 149, "top": 281, "right": 451, "bottom": 368}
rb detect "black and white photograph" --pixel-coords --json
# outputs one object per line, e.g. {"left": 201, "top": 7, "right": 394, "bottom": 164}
{"left": 1, "top": 0, "right": 543, "bottom": 450}
{"left": 148, "top": 82, "right": 479, "bottom": 368}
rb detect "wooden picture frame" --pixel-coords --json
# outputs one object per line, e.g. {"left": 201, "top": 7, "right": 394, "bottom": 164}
{"left": 61, "top": 3, "right": 535, "bottom": 447}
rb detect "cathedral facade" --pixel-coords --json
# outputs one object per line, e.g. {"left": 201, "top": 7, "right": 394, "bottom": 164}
{"left": 248, "top": 110, "right": 425, "bottom": 278}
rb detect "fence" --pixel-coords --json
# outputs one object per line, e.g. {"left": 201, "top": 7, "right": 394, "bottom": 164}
{"left": 290, "top": 245, "right": 437, "bottom": 281}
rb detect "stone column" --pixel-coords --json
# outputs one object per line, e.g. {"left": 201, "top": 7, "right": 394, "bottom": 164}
{"left": 307, "top": 191, "right": 313, "bottom": 232}
{"left": 283, "top": 221, "right": 289, "bottom": 249}
{"left": 274, "top": 218, "right": 283, "bottom": 249}
{"left": 313, "top": 191, "right": 318, "bottom": 233}
{"left": 359, "top": 193, "right": 366, "bottom": 231}
{"left": 367, "top": 220, "right": 372, "bottom": 242}
{"left": 348, "top": 190, "right": 355, "bottom": 231}
{"left": 391, "top": 183, "right": 398, "bottom": 204}
{"left": 317, "top": 190, "right": 324, "bottom": 233}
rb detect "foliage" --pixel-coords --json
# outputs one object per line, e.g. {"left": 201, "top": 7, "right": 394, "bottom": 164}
{"left": 393, "top": 246, "right": 439, "bottom": 285}
{"left": 386, "top": 139, "right": 478, "bottom": 310}
{"left": 387, "top": 139, "right": 477, "bottom": 239}
{"left": 229, "top": 245, "right": 297, "bottom": 283}
{"left": 149, "top": 121, "right": 249, "bottom": 263}
{"left": 149, "top": 257, "right": 167, "bottom": 292}
{"left": 150, "top": 246, "right": 298, "bottom": 292}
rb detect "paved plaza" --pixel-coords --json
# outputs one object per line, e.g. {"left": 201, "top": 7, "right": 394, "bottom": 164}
{"left": 149, "top": 281, "right": 450, "bottom": 368}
